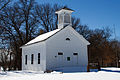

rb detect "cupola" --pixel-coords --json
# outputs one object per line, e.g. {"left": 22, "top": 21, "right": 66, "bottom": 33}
{"left": 55, "top": 7, "right": 74, "bottom": 29}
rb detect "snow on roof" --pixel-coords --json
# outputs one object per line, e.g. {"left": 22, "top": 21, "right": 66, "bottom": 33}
{"left": 25, "top": 29, "right": 61, "bottom": 45}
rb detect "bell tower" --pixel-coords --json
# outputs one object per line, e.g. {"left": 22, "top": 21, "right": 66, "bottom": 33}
{"left": 55, "top": 7, "right": 74, "bottom": 29}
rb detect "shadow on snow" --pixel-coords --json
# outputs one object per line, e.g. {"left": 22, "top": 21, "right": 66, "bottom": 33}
{"left": 101, "top": 69, "right": 120, "bottom": 73}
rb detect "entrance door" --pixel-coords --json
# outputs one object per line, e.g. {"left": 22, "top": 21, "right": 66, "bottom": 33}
{"left": 73, "top": 53, "right": 78, "bottom": 66}
{"left": 57, "top": 52, "right": 63, "bottom": 67}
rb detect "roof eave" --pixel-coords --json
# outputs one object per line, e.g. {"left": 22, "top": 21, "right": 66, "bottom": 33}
{"left": 20, "top": 40, "right": 45, "bottom": 48}
{"left": 55, "top": 9, "right": 74, "bottom": 14}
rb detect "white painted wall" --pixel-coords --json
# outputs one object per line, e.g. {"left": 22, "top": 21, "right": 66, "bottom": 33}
{"left": 22, "top": 42, "right": 46, "bottom": 71}
{"left": 46, "top": 26, "right": 88, "bottom": 70}
{"left": 21, "top": 26, "right": 89, "bottom": 71}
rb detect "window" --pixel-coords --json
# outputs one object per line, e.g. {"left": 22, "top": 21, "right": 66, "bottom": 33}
{"left": 67, "top": 57, "right": 70, "bottom": 61}
{"left": 58, "top": 52, "right": 63, "bottom": 55}
{"left": 31, "top": 54, "right": 34, "bottom": 64}
{"left": 73, "top": 53, "right": 78, "bottom": 55}
{"left": 38, "top": 53, "right": 40, "bottom": 64}
{"left": 25, "top": 55, "right": 27, "bottom": 65}
{"left": 66, "top": 38, "right": 70, "bottom": 41}
{"left": 64, "top": 13, "right": 70, "bottom": 23}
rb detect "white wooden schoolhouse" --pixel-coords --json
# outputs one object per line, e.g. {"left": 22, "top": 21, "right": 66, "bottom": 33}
{"left": 20, "top": 7, "right": 90, "bottom": 71}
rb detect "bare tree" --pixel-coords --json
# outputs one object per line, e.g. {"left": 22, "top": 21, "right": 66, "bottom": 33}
{"left": 0, "top": 0, "right": 39, "bottom": 70}
{"left": 0, "top": 0, "right": 10, "bottom": 11}
{"left": 0, "top": 48, "right": 12, "bottom": 71}
{"left": 87, "top": 27, "right": 119, "bottom": 67}
{"left": 35, "top": 4, "right": 62, "bottom": 32}
{"left": 110, "top": 40, "right": 120, "bottom": 67}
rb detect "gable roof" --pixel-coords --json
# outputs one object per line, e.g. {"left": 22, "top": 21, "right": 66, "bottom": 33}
{"left": 69, "top": 27, "right": 90, "bottom": 45}
{"left": 25, "top": 29, "right": 61, "bottom": 46}
{"left": 20, "top": 26, "right": 90, "bottom": 48}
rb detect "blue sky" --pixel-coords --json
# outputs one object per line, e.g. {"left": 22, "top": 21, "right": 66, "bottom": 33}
{"left": 37, "top": 0, "right": 120, "bottom": 40}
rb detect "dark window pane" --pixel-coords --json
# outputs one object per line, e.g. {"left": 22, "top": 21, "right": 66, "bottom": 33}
{"left": 58, "top": 52, "right": 63, "bottom": 55}
{"left": 64, "top": 13, "right": 70, "bottom": 23}
{"left": 73, "top": 53, "right": 78, "bottom": 55}
{"left": 67, "top": 57, "right": 70, "bottom": 61}
{"left": 38, "top": 53, "right": 40, "bottom": 64}
{"left": 25, "top": 55, "right": 27, "bottom": 65}
{"left": 31, "top": 54, "right": 34, "bottom": 64}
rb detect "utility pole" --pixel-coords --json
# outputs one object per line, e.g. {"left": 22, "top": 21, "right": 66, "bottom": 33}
{"left": 113, "top": 24, "right": 119, "bottom": 68}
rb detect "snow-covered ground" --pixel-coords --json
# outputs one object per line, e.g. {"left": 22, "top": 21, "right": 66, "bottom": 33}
{"left": 0, "top": 67, "right": 120, "bottom": 80}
